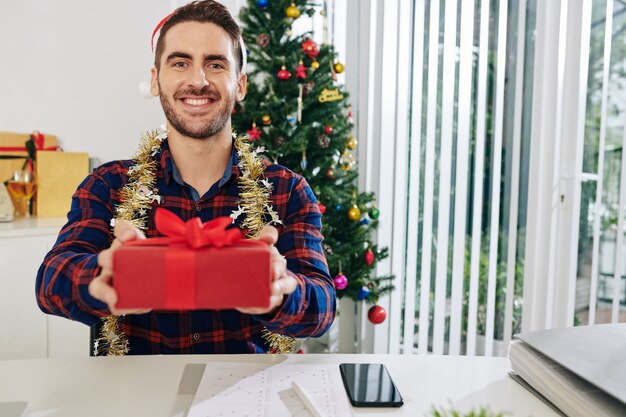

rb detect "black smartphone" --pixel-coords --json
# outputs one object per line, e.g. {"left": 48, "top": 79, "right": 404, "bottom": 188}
{"left": 339, "top": 363, "right": 403, "bottom": 407}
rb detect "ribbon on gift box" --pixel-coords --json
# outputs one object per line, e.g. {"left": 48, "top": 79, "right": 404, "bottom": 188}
{"left": 0, "top": 131, "right": 62, "bottom": 171}
{"left": 0, "top": 131, "right": 60, "bottom": 152}
{"left": 127, "top": 207, "right": 249, "bottom": 249}
{"left": 124, "top": 208, "right": 267, "bottom": 308}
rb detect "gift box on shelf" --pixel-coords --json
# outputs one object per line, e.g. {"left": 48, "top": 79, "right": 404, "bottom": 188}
{"left": 0, "top": 131, "right": 58, "bottom": 184}
{"left": 113, "top": 208, "right": 272, "bottom": 310}
{"left": 35, "top": 151, "right": 89, "bottom": 217}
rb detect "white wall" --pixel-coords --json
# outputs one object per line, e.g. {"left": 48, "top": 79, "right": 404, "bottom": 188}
{"left": 0, "top": 0, "right": 241, "bottom": 164}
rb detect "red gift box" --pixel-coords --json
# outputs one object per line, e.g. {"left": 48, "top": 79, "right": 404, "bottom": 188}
{"left": 113, "top": 208, "right": 272, "bottom": 310}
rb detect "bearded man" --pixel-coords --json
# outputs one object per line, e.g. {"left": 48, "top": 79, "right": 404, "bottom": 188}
{"left": 36, "top": 0, "right": 335, "bottom": 355}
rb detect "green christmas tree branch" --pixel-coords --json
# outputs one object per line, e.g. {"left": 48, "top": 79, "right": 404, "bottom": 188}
{"left": 235, "top": 0, "right": 394, "bottom": 307}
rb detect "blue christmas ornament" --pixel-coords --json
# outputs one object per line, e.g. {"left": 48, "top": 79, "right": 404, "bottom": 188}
{"left": 257, "top": 0, "right": 269, "bottom": 8}
{"left": 357, "top": 286, "right": 370, "bottom": 300}
{"left": 360, "top": 217, "right": 370, "bottom": 225}
{"left": 286, "top": 115, "right": 296, "bottom": 125}
{"left": 335, "top": 204, "right": 343, "bottom": 211}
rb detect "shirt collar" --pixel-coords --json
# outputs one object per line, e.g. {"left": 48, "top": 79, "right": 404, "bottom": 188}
{"left": 159, "top": 138, "right": 240, "bottom": 187}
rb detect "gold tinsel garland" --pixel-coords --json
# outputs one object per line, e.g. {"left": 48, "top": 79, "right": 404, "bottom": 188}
{"left": 95, "top": 127, "right": 296, "bottom": 356}
{"left": 233, "top": 137, "right": 297, "bottom": 354}
{"left": 94, "top": 127, "right": 165, "bottom": 356}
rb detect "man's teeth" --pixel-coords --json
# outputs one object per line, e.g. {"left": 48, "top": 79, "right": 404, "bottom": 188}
{"left": 184, "top": 98, "right": 210, "bottom": 105}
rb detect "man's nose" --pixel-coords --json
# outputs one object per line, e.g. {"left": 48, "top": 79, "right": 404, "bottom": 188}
{"left": 189, "top": 66, "right": 209, "bottom": 88}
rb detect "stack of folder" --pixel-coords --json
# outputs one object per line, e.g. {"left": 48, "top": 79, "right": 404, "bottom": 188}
{"left": 509, "top": 324, "right": 626, "bottom": 416}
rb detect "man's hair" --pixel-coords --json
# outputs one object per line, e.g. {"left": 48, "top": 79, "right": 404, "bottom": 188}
{"left": 154, "top": 0, "right": 243, "bottom": 73}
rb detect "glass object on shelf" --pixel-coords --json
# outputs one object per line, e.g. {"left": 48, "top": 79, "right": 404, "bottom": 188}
{"left": 6, "top": 170, "right": 37, "bottom": 218}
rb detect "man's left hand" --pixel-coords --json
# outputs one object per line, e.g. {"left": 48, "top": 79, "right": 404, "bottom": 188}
{"left": 235, "top": 225, "right": 297, "bottom": 316}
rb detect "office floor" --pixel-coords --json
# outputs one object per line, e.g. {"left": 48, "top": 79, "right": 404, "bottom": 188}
{"left": 576, "top": 301, "right": 626, "bottom": 324}
{"left": 575, "top": 276, "right": 626, "bottom": 324}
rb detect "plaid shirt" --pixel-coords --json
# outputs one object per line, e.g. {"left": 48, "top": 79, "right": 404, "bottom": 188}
{"left": 36, "top": 139, "right": 335, "bottom": 354}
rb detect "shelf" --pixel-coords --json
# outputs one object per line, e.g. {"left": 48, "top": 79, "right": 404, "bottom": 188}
{"left": 0, "top": 216, "right": 65, "bottom": 239}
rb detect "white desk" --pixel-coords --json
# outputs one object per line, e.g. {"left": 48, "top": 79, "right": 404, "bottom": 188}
{"left": 0, "top": 354, "right": 558, "bottom": 417}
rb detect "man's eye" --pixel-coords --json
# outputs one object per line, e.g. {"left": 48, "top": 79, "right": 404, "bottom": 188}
{"left": 208, "top": 63, "right": 225, "bottom": 70}
{"left": 173, "top": 61, "right": 187, "bottom": 68}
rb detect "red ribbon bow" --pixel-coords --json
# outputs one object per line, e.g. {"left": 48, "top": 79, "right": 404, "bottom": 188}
{"left": 153, "top": 208, "right": 242, "bottom": 249}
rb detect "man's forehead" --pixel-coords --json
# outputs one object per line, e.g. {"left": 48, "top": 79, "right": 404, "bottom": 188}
{"left": 162, "top": 21, "right": 234, "bottom": 57}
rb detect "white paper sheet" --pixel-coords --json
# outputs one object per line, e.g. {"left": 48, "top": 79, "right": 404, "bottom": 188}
{"left": 187, "top": 363, "right": 352, "bottom": 417}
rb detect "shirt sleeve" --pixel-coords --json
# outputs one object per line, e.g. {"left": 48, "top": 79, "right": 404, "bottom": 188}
{"left": 35, "top": 169, "right": 118, "bottom": 326}
{"left": 256, "top": 175, "right": 336, "bottom": 337}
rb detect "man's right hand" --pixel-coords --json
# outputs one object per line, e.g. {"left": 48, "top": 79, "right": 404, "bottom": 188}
{"left": 88, "top": 219, "right": 152, "bottom": 316}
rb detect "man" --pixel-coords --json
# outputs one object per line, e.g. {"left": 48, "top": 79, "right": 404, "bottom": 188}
{"left": 36, "top": 0, "right": 335, "bottom": 354}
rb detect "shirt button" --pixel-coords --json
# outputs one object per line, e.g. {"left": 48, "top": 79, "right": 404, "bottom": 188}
{"left": 192, "top": 333, "right": 200, "bottom": 341}
{"left": 195, "top": 205, "right": 201, "bottom": 212}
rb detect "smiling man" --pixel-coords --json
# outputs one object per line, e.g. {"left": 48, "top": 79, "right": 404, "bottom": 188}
{"left": 35, "top": 0, "right": 336, "bottom": 355}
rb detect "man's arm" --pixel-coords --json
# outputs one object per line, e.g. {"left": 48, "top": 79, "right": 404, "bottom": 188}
{"left": 35, "top": 168, "right": 119, "bottom": 326}
{"left": 255, "top": 175, "right": 336, "bottom": 337}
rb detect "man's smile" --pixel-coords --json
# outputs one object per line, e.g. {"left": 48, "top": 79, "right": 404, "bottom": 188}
{"left": 173, "top": 87, "right": 221, "bottom": 112}
{"left": 183, "top": 98, "right": 210, "bottom": 105}
{"left": 177, "top": 95, "right": 219, "bottom": 112}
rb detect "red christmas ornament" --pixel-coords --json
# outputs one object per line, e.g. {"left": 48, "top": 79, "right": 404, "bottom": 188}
{"left": 368, "top": 305, "right": 387, "bottom": 324}
{"left": 277, "top": 65, "right": 292, "bottom": 80}
{"left": 365, "top": 248, "right": 374, "bottom": 266}
{"left": 301, "top": 38, "right": 320, "bottom": 59}
{"left": 324, "top": 125, "right": 333, "bottom": 134}
{"left": 318, "top": 203, "right": 326, "bottom": 214}
{"left": 296, "top": 61, "right": 307, "bottom": 79}
{"left": 247, "top": 122, "right": 262, "bottom": 141}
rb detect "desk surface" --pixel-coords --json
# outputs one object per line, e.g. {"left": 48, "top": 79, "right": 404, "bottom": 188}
{"left": 0, "top": 354, "right": 557, "bottom": 417}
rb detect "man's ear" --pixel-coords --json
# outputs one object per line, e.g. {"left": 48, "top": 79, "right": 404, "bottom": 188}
{"left": 236, "top": 73, "right": 247, "bottom": 102}
{"left": 150, "top": 67, "right": 160, "bottom": 97}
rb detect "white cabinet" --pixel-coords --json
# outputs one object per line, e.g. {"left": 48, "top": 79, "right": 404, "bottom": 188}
{"left": 0, "top": 218, "right": 89, "bottom": 360}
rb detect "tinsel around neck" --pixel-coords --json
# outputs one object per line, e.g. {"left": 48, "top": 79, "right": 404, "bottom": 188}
{"left": 95, "top": 127, "right": 294, "bottom": 356}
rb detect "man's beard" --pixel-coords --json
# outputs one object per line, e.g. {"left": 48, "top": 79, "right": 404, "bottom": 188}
{"left": 159, "top": 83, "right": 235, "bottom": 139}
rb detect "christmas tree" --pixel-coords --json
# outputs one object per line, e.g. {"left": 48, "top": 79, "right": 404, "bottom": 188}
{"left": 234, "top": 0, "right": 393, "bottom": 320}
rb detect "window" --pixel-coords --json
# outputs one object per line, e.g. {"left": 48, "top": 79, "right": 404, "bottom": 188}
{"left": 398, "top": 0, "right": 535, "bottom": 355}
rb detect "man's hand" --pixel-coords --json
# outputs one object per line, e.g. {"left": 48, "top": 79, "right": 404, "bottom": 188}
{"left": 236, "top": 225, "right": 298, "bottom": 315}
{"left": 88, "top": 220, "right": 152, "bottom": 316}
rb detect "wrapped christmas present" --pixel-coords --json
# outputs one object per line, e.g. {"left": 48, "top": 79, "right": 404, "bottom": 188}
{"left": 0, "top": 130, "right": 58, "bottom": 184}
{"left": 114, "top": 208, "right": 272, "bottom": 310}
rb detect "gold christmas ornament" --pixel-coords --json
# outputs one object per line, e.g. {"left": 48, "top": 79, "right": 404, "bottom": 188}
{"left": 346, "top": 136, "right": 358, "bottom": 150}
{"left": 339, "top": 150, "right": 355, "bottom": 171}
{"left": 262, "top": 114, "right": 271, "bottom": 125}
{"left": 318, "top": 88, "right": 344, "bottom": 103}
{"left": 310, "top": 61, "right": 320, "bottom": 70}
{"left": 334, "top": 61, "right": 345, "bottom": 74}
{"left": 347, "top": 205, "right": 361, "bottom": 221}
{"left": 286, "top": 3, "right": 301, "bottom": 18}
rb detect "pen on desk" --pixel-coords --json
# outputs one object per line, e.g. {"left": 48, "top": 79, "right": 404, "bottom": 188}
{"left": 292, "top": 381, "right": 325, "bottom": 417}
